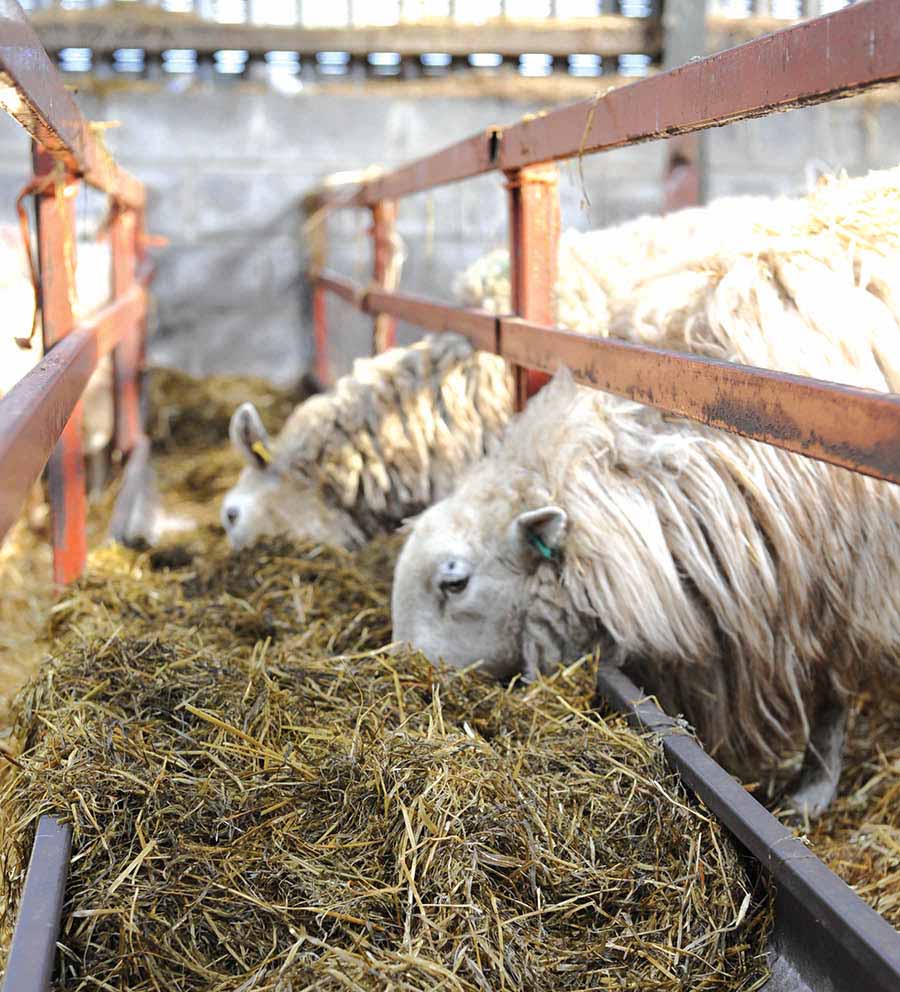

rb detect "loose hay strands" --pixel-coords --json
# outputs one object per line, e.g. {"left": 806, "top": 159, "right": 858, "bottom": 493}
{"left": 802, "top": 687, "right": 900, "bottom": 929}
{"left": 0, "top": 533, "right": 771, "bottom": 991}
{"left": 147, "top": 366, "right": 315, "bottom": 453}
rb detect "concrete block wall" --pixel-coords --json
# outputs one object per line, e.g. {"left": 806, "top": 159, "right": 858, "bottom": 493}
{"left": 0, "top": 80, "right": 896, "bottom": 385}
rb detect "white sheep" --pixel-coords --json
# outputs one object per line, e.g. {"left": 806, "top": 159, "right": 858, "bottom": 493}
{"left": 455, "top": 167, "right": 900, "bottom": 363}
{"left": 221, "top": 332, "right": 513, "bottom": 549}
{"left": 393, "top": 167, "right": 900, "bottom": 816}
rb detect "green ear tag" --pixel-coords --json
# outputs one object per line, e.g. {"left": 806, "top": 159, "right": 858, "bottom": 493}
{"left": 528, "top": 532, "right": 556, "bottom": 560}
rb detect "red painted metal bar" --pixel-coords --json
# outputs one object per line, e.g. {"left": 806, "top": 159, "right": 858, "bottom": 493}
{"left": 339, "top": 0, "right": 900, "bottom": 210}
{"left": 597, "top": 666, "right": 900, "bottom": 992}
{"left": 320, "top": 279, "right": 900, "bottom": 484}
{"left": 498, "top": 318, "right": 900, "bottom": 485}
{"left": 316, "top": 270, "right": 363, "bottom": 309}
{"left": 312, "top": 282, "right": 330, "bottom": 385}
{"left": 499, "top": 0, "right": 900, "bottom": 171}
{"left": 370, "top": 199, "right": 398, "bottom": 354}
{"left": 33, "top": 144, "right": 86, "bottom": 585}
{"left": 505, "top": 163, "right": 560, "bottom": 409}
{"left": 0, "top": 285, "right": 145, "bottom": 547}
{"left": 0, "top": 1, "right": 144, "bottom": 208}
{"left": 316, "top": 273, "right": 498, "bottom": 354}
{"left": 110, "top": 204, "right": 142, "bottom": 455}
{"left": 365, "top": 287, "right": 498, "bottom": 354}
{"left": 351, "top": 131, "right": 499, "bottom": 207}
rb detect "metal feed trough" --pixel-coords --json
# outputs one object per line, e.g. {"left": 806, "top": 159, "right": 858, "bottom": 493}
{"left": 1, "top": 0, "right": 900, "bottom": 989}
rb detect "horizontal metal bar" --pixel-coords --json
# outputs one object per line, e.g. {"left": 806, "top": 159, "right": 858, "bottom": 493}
{"left": 316, "top": 271, "right": 363, "bottom": 309}
{"left": 0, "top": 284, "right": 146, "bottom": 545}
{"left": 365, "top": 288, "right": 498, "bottom": 354}
{"left": 336, "top": 0, "right": 899, "bottom": 207}
{"left": 317, "top": 272, "right": 900, "bottom": 486}
{"left": 0, "top": 1, "right": 144, "bottom": 207}
{"left": 596, "top": 666, "right": 900, "bottom": 992}
{"left": 1, "top": 816, "right": 71, "bottom": 992}
{"left": 31, "top": 9, "right": 661, "bottom": 59}
{"left": 499, "top": 318, "right": 900, "bottom": 485}
{"left": 317, "top": 274, "right": 500, "bottom": 353}
{"left": 500, "top": 0, "right": 900, "bottom": 169}
{"left": 352, "top": 132, "right": 500, "bottom": 207}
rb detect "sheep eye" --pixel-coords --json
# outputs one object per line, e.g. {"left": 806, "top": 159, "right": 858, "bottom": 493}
{"left": 436, "top": 558, "right": 472, "bottom": 597}
{"left": 440, "top": 576, "right": 469, "bottom": 595}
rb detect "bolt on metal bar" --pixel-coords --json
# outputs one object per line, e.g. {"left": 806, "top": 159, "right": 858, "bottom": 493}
{"left": 352, "top": 131, "right": 498, "bottom": 208}
{"left": 596, "top": 665, "right": 900, "bottom": 992}
{"left": 0, "top": 816, "right": 71, "bottom": 992}
{"left": 505, "top": 163, "right": 560, "bottom": 409}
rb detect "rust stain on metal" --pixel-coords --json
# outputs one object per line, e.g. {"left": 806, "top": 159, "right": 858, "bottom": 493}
{"left": 505, "top": 163, "right": 559, "bottom": 409}
{"left": 330, "top": 0, "right": 900, "bottom": 207}
{"left": 499, "top": 318, "right": 900, "bottom": 486}
{"left": 702, "top": 393, "right": 804, "bottom": 446}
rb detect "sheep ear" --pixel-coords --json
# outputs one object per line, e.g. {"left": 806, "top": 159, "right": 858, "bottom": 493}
{"left": 510, "top": 506, "right": 567, "bottom": 563}
{"left": 229, "top": 402, "right": 273, "bottom": 469}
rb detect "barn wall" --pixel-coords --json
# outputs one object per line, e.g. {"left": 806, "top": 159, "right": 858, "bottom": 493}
{"left": 0, "top": 82, "right": 896, "bottom": 384}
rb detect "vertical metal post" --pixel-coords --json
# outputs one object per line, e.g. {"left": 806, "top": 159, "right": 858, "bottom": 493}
{"left": 313, "top": 283, "right": 330, "bottom": 384}
{"left": 504, "top": 162, "right": 560, "bottom": 409}
{"left": 110, "top": 204, "right": 142, "bottom": 455}
{"left": 370, "top": 199, "right": 398, "bottom": 354}
{"left": 661, "top": 0, "right": 708, "bottom": 211}
{"left": 33, "top": 144, "right": 87, "bottom": 585}
{"left": 307, "top": 196, "right": 331, "bottom": 382}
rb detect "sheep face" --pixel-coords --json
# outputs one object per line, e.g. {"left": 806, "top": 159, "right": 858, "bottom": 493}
{"left": 391, "top": 495, "right": 568, "bottom": 680}
{"left": 222, "top": 402, "right": 361, "bottom": 550}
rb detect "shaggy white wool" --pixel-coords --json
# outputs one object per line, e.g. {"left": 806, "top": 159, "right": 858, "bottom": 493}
{"left": 403, "top": 369, "right": 900, "bottom": 781}
{"left": 456, "top": 167, "right": 900, "bottom": 389}
{"left": 223, "top": 332, "right": 514, "bottom": 549}
{"left": 397, "top": 167, "right": 900, "bottom": 787}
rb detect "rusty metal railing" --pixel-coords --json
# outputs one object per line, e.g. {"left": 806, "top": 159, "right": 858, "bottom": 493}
{"left": 0, "top": 2, "right": 150, "bottom": 986}
{"left": 306, "top": 3, "right": 900, "bottom": 989}
{"left": 0, "top": 0, "right": 150, "bottom": 585}
{"left": 311, "top": 0, "right": 900, "bottom": 450}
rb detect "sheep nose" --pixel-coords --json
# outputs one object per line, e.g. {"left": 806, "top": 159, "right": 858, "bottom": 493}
{"left": 225, "top": 507, "right": 239, "bottom": 526}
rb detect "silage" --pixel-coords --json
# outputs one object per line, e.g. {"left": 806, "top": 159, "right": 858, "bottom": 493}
{"left": 147, "top": 367, "right": 316, "bottom": 452}
{"left": 0, "top": 535, "right": 771, "bottom": 991}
